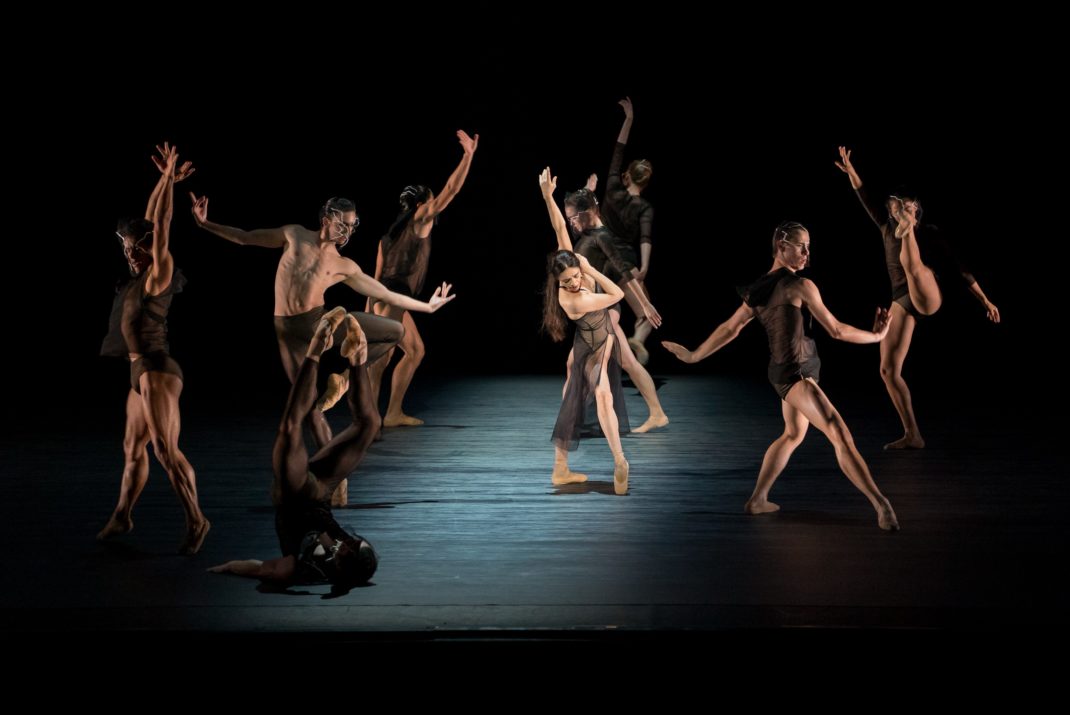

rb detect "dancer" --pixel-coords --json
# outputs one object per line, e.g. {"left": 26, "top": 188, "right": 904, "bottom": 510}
{"left": 541, "top": 178, "right": 630, "bottom": 495}
{"left": 191, "top": 193, "right": 456, "bottom": 503}
{"left": 98, "top": 143, "right": 210, "bottom": 554}
{"left": 593, "top": 97, "right": 658, "bottom": 365}
{"left": 663, "top": 221, "right": 899, "bottom": 530}
{"left": 208, "top": 308, "right": 379, "bottom": 587}
{"left": 367, "top": 130, "right": 478, "bottom": 426}
{"left": 542, "top": 169, "right": 669, "bottom": 433}
{"left": 835, "top": 146, "right": 1000, "bottom": 449}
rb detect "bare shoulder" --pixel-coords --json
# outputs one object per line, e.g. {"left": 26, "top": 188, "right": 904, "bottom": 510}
{"left": 287, "top": 225, "right": 318, "bottom": 245}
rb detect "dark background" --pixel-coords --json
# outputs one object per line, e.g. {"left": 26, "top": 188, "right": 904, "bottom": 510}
{"left": 3, "top": 15, "right": 1055, "bottom": 432}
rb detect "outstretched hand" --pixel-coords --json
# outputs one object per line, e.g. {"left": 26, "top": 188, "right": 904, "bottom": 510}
{"left": 619, "top": 96, "right": 634, "bottom": 120}
{"left": 834, "top": 146, "right": 854, "bottom": 174}
{"left": 153, "top": 142, "right": 196, "bottom": 182}
{"left": 539, "top": 167, "right": 557, "bottom": 198}
{"left": 661, "top": 341, "right": 694, "bottom": 363}
{"left": 189, "top": 192, "right": 209, "bottom": 225}
{"left": 585, "top": 173, "right": 598, "bottom": 193}
{"left": 984, "top": 301, "right": 1001, "bottom": 324}
{"left": 428, "top": 282, "right": 457, "bottom": 313}
{"left": 458, "top": 130, "right": 479, "bottom": 155}
{"left": 872, "top": 306, "right": 892, "bottom": 337}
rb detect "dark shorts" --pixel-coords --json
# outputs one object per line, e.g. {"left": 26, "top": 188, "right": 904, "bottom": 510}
{"left": 771, "top": 359, "right": 821, "bottom": 401}
{"left": 893, "top": 291, "right": 926, "bottom": 320}
{"left": 274, "top": 306, "right": 404, "bottom": 380}
{"left": 130, "top": 352, "right": 183, "bottom": 394}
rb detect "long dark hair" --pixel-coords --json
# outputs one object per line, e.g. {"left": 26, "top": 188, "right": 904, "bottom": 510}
{"left": 541, "top": 250, "right": 580, "bottom": 342}
{"left": 384, "top": 184, "right": 433, "bottom": 244}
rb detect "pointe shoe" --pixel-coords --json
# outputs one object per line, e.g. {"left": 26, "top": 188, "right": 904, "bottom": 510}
{"left": 317, "top": 372, "right": 349, "bottom": 411}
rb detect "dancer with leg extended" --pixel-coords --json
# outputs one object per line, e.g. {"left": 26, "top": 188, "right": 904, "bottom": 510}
{"left": 835, "top": 146, "right": 1000, "bottom": 449}
{"left": 208, "top": 308, "right": 379, "bottom": 586}
{"left": 663, "top": 221, "right": 899, "bottom": 530}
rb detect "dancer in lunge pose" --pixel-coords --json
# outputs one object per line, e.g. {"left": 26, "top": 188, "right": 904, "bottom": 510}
{"left": 663, "top": 221, "right": 900, "bottom": 530}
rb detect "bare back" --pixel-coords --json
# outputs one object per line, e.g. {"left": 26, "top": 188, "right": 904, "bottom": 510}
{"left": 274, "top": 226, "right": 362, "bottom": 316}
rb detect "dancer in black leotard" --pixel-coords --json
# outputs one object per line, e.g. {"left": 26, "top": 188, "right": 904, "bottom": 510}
{"left": 368, "top": 130, "right": 478, "bottom": 427}
{"left": 209, "top": 308, "right": 379, "bottom": 586}
{"left": 593, "top": 97, "right": 658, "bottom": 365}
{"left": 663, "top": 222, "right": 900, "bottom": 530}
{"left": 835, "top": 146, "right": 1000, "bottom": 449}
{"left": 98, "top": 143, "right": 210, "bottom": 554}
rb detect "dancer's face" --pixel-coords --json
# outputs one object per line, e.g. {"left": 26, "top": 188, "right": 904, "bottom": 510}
{"left": 117, "top": 230, "right": 153, "bottom": 275}
{"left": 558, "top": 266, "right": 583, "bottom": 292}
{"left": 565, "top": 206, "right": 595, "bottom": 233}
{"left": 778, "top": 230, "right": 810, "bottom": 270}
{"left": 325, "top": 209, "right": 359, "bottom": 246}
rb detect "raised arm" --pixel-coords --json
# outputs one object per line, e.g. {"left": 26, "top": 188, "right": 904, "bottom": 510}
{"left": 190, "top": 193, "right": 289, "bottom": 248}
{"left": 797, "top": 278, "right": 891, "bottom": 344}
{"left": 662, "top": 302, "right": 755, "bottom": 363}
{"left": 616, "top": 96, "right": 634, "bottom": 146}
{"left": 344, "top": 264, "right": 456, "bottom": 314}
{"left": 413, "top": 130, "right": 479, "bottom": 225}
{"left": 835, "top": 146, "right": 883, "bottom": 227}
{"left": 539, "top": 167, "right": 572, "bottom": 251}
{"left": 559, "top": 253, "right": 625, "bottom": 317}
{"left": 145, "top": 144, "right": 178, "bottom": 294}
{"left": 146, "top": 141, "right": 194, "bottom": 220}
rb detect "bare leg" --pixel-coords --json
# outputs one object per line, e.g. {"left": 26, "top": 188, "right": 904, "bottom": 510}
{"left": 785, "top": 379, "right": 899, "bottom": 531}
{"left": 98, "top": 389, "right": 151, "bottom": 540}
{"left": 592, "top": 334, "right": 629, "bottom": 495}
{"left": 611, "top": 310, "right": 668, "bottom": 432}
{"left": 139, "top": 372, "right": 211, "bottom": 553}
{"left": 896, "top": 220, "right": 942, "bottom": 316}
{"left": 621, "top": 279, "right": 651, "bottom": 365}
{"left": 745, "top": 398, "right": 810, "bottom": 514}
{"left": 384, "top": 310, "right": 425, "bottom": 426}
{"left": 369, "top": 302, "right": 425, "bottom": 426}
{"left": 880, "top": 303, "right": 925, "bottom": 449}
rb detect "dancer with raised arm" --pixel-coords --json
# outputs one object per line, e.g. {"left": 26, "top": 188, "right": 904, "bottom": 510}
{"left": 594, "top": 97, "right": 658, "bottom": 365}
{"left": 367, "top": 130, "right": 478, "bottom": 427}
{"left": 835, "top": 146, "right": 1000, "bottom": 449}
{"left": 663, "top": 222, "right": 899, "bottom": 530}
{"left": 98, "top": 143, "right": 210, "bottom": 554}
{"left": 542, "top": 169, "right": 668, "bottom": 433}
{"left": 541, "top": 170, "right": 631, "bottom": 494}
